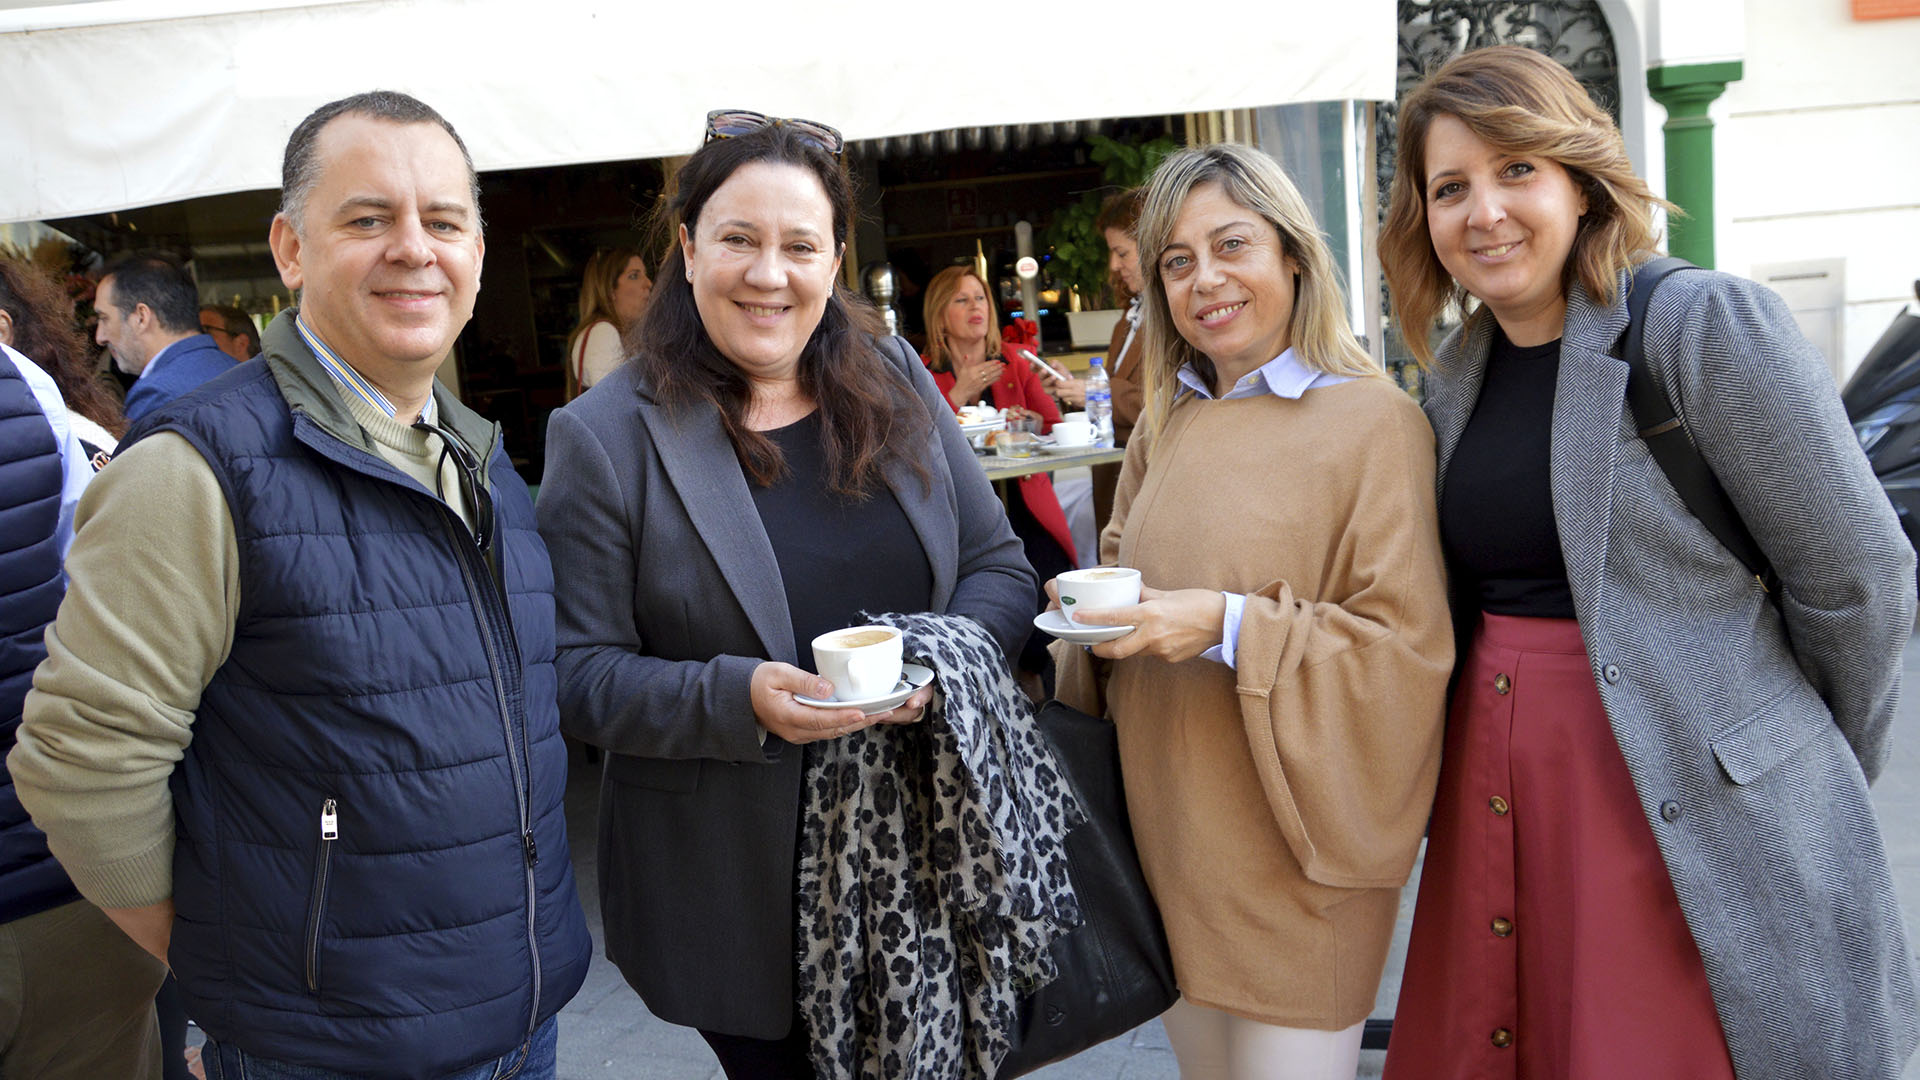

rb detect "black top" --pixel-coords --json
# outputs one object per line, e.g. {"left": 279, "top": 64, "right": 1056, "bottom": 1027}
{"left": 748, "top": 409, "right": 936, "bottom": 669}
{"left": 1439, "top": 330, "right": 1577, "bottom": 619}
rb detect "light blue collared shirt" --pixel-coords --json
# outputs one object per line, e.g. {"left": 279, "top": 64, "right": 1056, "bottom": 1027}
{"left": 4, "top": 343, "right": 93, "bottom": 560}
{"left": 295, "top": 314, "right": 439, "bottom": 426}
{"left": 1178, "top": 348, "right": 1354, "bottom": 669}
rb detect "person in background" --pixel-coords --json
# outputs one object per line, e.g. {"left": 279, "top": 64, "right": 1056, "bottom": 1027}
{"left": 0, "top": 257, "right": 125, "bottom": 459}
{"left": 1090, "top": 187, "right": 1147, "bottom": 533}
{"left": 566, "top": 245, "right": 650, "bottom": 396}
{"left": 1051, "top": 143, "right": 1452, "bottom": 1080}
{"left": 11, "top": 89, "right": 590, "bottom": 1080}
{"left": 198, "top": 304, "right": 261, "bottom": 362}
{"left": 1379, "top": 45, "right": 1917, "bottom": 1079}
{"left": 93, "top": 253, "right": 234, "bottom": 422}
{"left": 538, "top": 114, "right": 1033, "bottom": 1080}
{"left": 922, "top": 264, "right": 1076, "bottom": 688}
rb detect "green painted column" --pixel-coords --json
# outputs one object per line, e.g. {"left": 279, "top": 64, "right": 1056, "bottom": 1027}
{"left": 1647, "top": 61, "right": 1743, "bottom": 268}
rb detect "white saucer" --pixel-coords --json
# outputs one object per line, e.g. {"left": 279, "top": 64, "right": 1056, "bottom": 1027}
{"left": 794, "top": 663, "right": 935, "bottom": 715}
{"left": 1033, "top": 609, "right": 1134, "bottom": 644}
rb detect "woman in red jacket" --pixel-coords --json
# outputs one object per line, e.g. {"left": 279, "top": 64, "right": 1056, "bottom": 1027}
{"left": 923, "top": 265, "right": 1074, "bottom": 681}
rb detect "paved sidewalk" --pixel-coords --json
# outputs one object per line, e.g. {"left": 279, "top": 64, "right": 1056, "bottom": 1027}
{"left": 555, "top": 636, "right": 1920, "bottom": 1078}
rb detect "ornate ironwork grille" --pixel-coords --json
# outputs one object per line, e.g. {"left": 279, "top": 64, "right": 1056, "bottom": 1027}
{"left": 1378, "top": 1, "right": 1620, "bottom": 383}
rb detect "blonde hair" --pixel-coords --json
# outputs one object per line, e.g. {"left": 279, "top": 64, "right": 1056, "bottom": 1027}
{"left": 565, "top": 246, "right": 643, "bottom": 394}
{"left": 1134, "top": 143, "right": 1379, "bottom": 438}
{"left": 1380, "top": 45, "right": 1677, "bottom": 365}
{"left": 921, "top": 266, "right": 1001, "bottom": 374}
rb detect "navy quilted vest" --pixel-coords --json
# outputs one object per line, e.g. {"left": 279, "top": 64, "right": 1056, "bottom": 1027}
{"left": 126, "top": 349, "right": 590, "bottom": 1079}
{"left": 0, "top": 352, "right": 78, "bottom": 924}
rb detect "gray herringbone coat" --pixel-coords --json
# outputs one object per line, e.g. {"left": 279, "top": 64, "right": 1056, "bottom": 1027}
{"left": 1423, "top": 266, "right": 1920, "bottom": 1078}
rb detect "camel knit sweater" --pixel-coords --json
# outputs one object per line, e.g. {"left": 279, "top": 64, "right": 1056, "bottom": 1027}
{"left": 1055, "top": 378, "right": 1452, "bottom": 1029}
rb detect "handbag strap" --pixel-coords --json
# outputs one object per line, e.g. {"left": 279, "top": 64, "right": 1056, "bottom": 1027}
{"left": 1621, "top": 256, "right": 1779, "bottom": 595}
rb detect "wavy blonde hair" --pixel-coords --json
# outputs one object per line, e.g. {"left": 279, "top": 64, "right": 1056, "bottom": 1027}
{"left": 1380, "top": 45, "right": 1677, "bottom": 365}
{"left": 1135, "top": 143, "right": 1379, "bottom": 438}
{"left": 921, "top": 266, "right": 1001, "bottom": 374}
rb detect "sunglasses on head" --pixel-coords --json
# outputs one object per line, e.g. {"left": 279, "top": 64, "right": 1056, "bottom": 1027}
{"left": 704, "top": 109, "right": 845, "bottom": 157}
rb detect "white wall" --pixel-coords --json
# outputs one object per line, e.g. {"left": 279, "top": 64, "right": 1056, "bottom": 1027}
{"left": 1715, "top": 0, "right": 1920, "bottom": 380}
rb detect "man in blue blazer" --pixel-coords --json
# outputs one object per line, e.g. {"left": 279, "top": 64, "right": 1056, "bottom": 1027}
{"left": 94, "top": 252, "right": 235, "bottom": 422}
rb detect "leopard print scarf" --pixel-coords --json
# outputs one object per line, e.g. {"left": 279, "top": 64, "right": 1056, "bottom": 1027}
{"left": 795, "top": 611, "right": 1084, "bottom": 1079}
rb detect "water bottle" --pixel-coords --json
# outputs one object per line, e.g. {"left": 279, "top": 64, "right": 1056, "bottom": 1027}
{"left": 1085, "top": 356, "right": 1113, "bottom": 448}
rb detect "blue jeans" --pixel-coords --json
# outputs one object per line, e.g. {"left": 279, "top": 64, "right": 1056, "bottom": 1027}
{"left": 201, "top": 1014, "right": 557, "bottom": 1080}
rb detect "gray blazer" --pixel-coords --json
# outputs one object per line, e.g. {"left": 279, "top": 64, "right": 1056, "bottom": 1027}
{"left": 536, "top": 335, "right": 1035, "bottom": 1040}
{"left": 1425, "top": 267, "right": 1919, "bottom": 1077}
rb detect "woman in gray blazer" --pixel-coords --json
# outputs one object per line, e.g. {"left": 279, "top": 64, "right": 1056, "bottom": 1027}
{"left": 536, "top": 116, "right": 1035, "bottom": 1080}
{"left": 1377, "top": 47, "right": 1917, "bottom": 1079}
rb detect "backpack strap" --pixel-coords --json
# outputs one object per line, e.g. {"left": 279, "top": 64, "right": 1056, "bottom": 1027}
{"left": 1621, "top": 256, "right": 1780, "bottom": 596}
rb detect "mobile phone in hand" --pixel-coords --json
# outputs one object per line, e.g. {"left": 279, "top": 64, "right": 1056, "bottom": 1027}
{"left": 1020, "top": 349, "right": 1072, "bottom": 383}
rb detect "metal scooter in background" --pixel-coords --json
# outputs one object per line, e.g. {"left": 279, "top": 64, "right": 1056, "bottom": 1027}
{"left": 1843, "top": 281, "right": 1920, "bottom": 563}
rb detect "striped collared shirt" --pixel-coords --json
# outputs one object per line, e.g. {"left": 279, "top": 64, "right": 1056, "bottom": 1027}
{"left": 295, "top": 314, "right": 439, "bottom": 426}
{"left": 1175, "top": 346, "right": 1353, "bottom": 401}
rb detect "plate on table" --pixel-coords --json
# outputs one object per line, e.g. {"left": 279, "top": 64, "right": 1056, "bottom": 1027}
{"left": 960, "top": 417, "right": 1007, "bottom": 439}
{"left": 1038, "top": 440, "right": 1096, "bottom": 455}
{"left": 1033, "top": 609, "right": 1134, "bottom": 645}
{"left": 793, "top": 663, "right": 935, "bottom": 716}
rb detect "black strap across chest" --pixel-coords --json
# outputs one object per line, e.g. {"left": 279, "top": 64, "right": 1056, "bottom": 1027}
{"left": 1621, "top": 256, "right": 1778, "bottom": 595}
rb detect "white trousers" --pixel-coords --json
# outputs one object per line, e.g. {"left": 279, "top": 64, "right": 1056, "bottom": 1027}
{"left": 1050, "top": 467, "right": 1099, "bottom": 567}
{"left": 1161, "top": 998, "right": 1365, "bottom": 1080}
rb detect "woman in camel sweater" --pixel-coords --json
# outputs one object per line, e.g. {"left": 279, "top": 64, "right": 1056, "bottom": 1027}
{"left": 1051, "top": 144, "right": 1452, "bottom": 1080}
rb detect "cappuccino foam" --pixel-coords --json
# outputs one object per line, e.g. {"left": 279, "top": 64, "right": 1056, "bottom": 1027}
{"left": 824, "top": 629, "right": 896, "bottom": 649}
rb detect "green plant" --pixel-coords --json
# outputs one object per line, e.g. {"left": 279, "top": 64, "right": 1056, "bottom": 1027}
{"left": 1044, "top": 133, "right": 1179, "bottom": 307}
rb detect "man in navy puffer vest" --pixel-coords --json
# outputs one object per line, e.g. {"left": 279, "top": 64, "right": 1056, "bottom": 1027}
{"left": 11, "top": 93, "right": 591, "bottom": 1080}
{"left": 0, "top": 342, "right": 169, "bottom": 1077}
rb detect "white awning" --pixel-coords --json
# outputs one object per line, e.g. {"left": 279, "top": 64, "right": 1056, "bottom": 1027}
{"left": 0, "top": 0, "right": 1394, "bottom": 225}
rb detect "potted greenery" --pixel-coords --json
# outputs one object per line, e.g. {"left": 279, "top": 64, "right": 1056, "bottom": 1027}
{"left": 1047, "top": 132, "right": 1178, "bottom": 347}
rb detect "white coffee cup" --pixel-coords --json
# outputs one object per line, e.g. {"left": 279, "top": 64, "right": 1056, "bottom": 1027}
{"left": 1051, "top": 419, "right": 1093, "bottom": 447}
{"left": 1055, "top": 567, "right": 1142, "bottom": 625}
{"left": 810, "top": 625, "right": 904, "bottom": 701}
{"left": 1062, "top": 411, "right": 1088, "bottom": 425}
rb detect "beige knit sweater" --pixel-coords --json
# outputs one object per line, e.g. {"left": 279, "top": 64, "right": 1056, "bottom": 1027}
{"left": 1054, "top": 378, "right": 1452, "bottom": 1029}
{"left": 10, "top": 385, "right": 467, "bottom": 910}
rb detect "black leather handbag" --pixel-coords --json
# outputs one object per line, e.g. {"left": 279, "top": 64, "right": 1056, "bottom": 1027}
{"left": 996, "top": 700, "right": 1179, "bottom": 1078}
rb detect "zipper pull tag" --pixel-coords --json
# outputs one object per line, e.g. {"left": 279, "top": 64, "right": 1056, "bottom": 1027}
{"left": 320, "top": 799, "right": 339, "bottom": 841}
{"left": 522, "top": 829, "right": 538, "bottom": 865}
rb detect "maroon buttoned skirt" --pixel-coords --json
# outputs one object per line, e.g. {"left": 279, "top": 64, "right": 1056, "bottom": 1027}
{"left": 1384, "top": 613, "right": 1736, "bottom": 1079}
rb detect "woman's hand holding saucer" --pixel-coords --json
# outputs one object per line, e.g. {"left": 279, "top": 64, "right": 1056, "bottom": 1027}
{"left": 751, "top": 661, "right": 874, "bottom": 743}
{"left": 869, "top": 683, "right": 935, "bottom": 726}
{"left": 750, "top": 662, "right": 933, "bottom": 742}
{"left": 1076, "top": 586, "right": 1226, "bottom": 663}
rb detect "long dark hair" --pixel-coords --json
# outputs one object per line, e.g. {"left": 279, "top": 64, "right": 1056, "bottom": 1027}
{"left": 0, "top": 258, "right": 127, "bottom": 438}
{"left": 637, "top": 123, "right": 929, "bottom": 497}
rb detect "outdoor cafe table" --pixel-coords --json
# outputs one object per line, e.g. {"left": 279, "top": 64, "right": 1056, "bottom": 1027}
{"left": 977, "top": 443, "right": 1126, "bottom": 482}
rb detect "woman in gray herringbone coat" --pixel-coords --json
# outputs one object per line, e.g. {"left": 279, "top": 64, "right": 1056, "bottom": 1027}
{"left": 1378, "top": 46, "right": 1918, "bottom": 1080}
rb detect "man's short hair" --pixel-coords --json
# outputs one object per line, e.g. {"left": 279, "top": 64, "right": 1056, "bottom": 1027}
{"left": 279, "top": 90, "right": 482, "bottom": 235}
{"left": 201, "top": 304, "right": 261, "bottom": 356}
{"left": 99, "top": 252, "right": 201, "bottom": 335}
